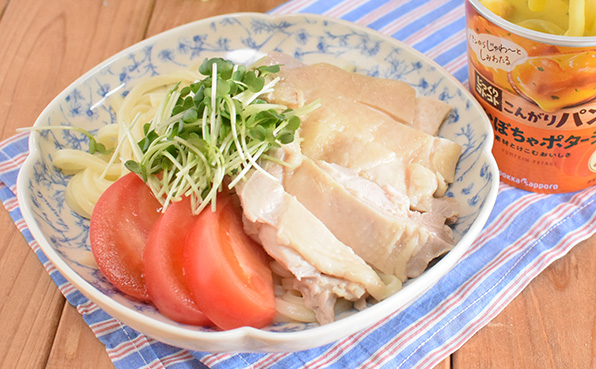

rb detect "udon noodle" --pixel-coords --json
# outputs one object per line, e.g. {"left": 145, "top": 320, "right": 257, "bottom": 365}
{"left": 52, "top": 70, "right": 202, "bottom": 218}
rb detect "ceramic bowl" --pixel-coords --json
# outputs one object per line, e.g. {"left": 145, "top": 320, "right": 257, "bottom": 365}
{"left": 17, "top": 12, "right": 499, "bottom": 352}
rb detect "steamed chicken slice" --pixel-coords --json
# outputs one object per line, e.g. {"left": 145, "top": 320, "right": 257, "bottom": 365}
{"left": 318, "top": 161, "right": 458, "bottom": 245}
{"left": 260, "top": 52, "right": 453, "bottom": 135}
{"left": 286, "top": 94, "right": 461, "bottom": 209}
{"left": 236, "top": 164, "right": 386, "bottom": 324}
{"left": 405, "top": 196, "right": 459, "bottom": 276}
{"left": 413, "top": 95, "right": 453, "bottom": 136}
{"left": 249, "top": 225, "right": 367, "bottom": 325}
{"left": 283, "top": 156, "right": 456, "bottom": 281}
{"left": 270, "top": 61, "right": 418, "bottom": 125}
{"left": 298, "top": 95, "right": 460, "bottom": 184}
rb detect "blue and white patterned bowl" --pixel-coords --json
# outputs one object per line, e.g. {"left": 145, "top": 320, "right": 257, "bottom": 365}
{"left": 17, "top": 13, "right": 499, "bottom": 352}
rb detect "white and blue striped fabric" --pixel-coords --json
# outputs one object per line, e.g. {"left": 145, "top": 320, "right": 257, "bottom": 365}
{"left": 3, "top": 1, "right": 596, "bottom": 368}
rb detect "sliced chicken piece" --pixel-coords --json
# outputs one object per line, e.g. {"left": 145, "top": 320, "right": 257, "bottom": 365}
{"left": 319, "top": 160, "right": 457, "bottom": 227}
{"left": 236, "top": 164, "right": 386, "bottom": 324}
{"left": 258, "top": 53, "right": 451, "bottom": 131}
{"left": 259, "top": 53, "right": 452, "bottom": 136}
{"left": 256, "top": 51, "right": 306, "bottom": 69}
{"left": 372, "top": 111, "right": 461, "bottom": 184}
{"left": 290, "top": 95, "right": 461, "bottom": 189}
{"left": 403, "top": 196, "right": 460, "bottom": 270}
{"left": 406, "top": 163, "right": 439, "bottom": 212}
{"left": 283, "top": 157, "right": 455, "bottom": 281}
{"left": 318, "top": 138, "right": 442, "bottom": 213}
{"left": 249, "top": 225, "right": 366, "bottom": 324}
{"left": 413, "top": 96, "right": 453, "bottom": 136}
{"left": 271, "top": 61, "right": 417, "bottom": 124}
{"left": 315, "top": 159, "right": 411, "bottom": 216}
{"left": 319, "top": 160, "right": 459, "bottom": 277}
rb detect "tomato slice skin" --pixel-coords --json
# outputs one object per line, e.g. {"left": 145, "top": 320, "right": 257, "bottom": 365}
{"left": 144, "top": 197, "right": 211, "bottom": 326}
{"left": 90, "top": 172, "right": 162, "bottom": 301}
{"left": 184, "top": 194, "right": 276, "bottom": 330}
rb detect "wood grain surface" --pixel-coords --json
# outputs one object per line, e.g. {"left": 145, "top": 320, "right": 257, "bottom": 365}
{"left": 0, "top": 1, "right": 593, "bottom": 368}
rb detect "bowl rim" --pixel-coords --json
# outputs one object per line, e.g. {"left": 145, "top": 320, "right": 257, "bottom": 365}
{"left": 16, "top": 11, "right": 500, "bottom": 351}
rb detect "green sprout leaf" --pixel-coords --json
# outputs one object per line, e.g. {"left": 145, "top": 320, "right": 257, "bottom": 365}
{"left": 244, "top": 70, "right": 265, "bottom": 92}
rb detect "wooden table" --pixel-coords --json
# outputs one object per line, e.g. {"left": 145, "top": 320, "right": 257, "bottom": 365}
{"left": 1, "top": 1, "right": 594, "bottom": 368}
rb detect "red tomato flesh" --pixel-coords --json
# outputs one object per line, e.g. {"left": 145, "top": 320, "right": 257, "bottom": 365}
{"left": 144, "top": 197, "right": 211, "bottom": 326}
{"left": 90, "top": 172, "right": 162, "bottom": 301}
{"left": 184, "top": 194, "right": 276, "bottom": 330}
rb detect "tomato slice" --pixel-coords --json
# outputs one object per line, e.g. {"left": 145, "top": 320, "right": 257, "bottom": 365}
{"left": 183, "top": 193, "right": 276, "bottom": 330}
{"left": 90, "top": 172, "right": 162, "bottom": 301}
{"left": 144, "top": 197, "right": 211, "bottom": 326}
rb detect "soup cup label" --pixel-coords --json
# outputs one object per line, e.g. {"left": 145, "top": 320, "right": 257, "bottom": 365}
{"left": 466, "top": 0, "right": 596, "bottom": 193}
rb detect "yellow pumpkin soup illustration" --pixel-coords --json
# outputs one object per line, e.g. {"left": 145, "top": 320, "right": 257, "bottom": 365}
{"left": 509, "top": 50, "right": 596, "bottom": 112}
